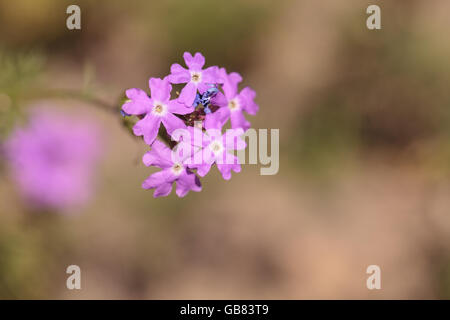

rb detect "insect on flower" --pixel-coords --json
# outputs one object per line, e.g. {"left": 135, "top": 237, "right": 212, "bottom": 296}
{"left": 193, "top": 85, "right": 219, "bottom": 114}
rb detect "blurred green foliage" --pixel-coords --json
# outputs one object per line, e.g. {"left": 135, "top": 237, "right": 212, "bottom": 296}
{"left": 0, "top": 50, "right": 45, "bottom": 138}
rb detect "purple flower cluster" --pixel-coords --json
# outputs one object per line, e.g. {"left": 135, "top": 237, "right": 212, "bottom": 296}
{"left": 122, "top": 52, "right": 259, "bottom": 198}
{"left": 4, "top": 109, "right": 102, "bottom": 211}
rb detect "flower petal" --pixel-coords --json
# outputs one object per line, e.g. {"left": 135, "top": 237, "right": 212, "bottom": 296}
{"left": 239, "top": 87, "right": 259, "bottom": 115}
{"left": 122, "top": 88, "right": 151, "bottom": 115}
{"left": 217, "top": 155, "right": 241, "bottom": 180}
{"left": 178, "top": 81, "right": 197, "bottom": 106}
{"left": 205, "top": 108, "right": 229, "bottom": 130}
{"left": 149, "top": 77, "right": 171, "bottom": 102}
{"left": 142, "top": 140, "right": 173, "bottom": 168}
{"left": 142, "top": 170, "right": 174, "bottom": 197}
{"left": 168, "top": 63, "right": 190, "bottom": 84}
{"left": 202, "top": 147, "right": 216, "bottom": 165}
{"left": 223, "top": 128, "right": 246, "bottom": 150}
{"left": 180, "top": 126, "right": 208, "bottom": 148}
{"left": 168, "top": 99, "right": 193, "bottom": 115}
{"left": 223, "top": 71, "right": 242, "bottom": 99}
{"left": 142, "top": 170, "right": 169, "bottom": 189}
{"left": 201, "top": 66, "right": 221, "bottom": 85}
{"left": 193, "top": 163, "right": 212, "bottom": 177}
{"left": 230, "top": 111, "right": 250, "bottom": 131}
{"left": 183, "top": 52, "right": 205, "bottom": 71}
{"left": 162, "top": 112, "right": 186, "bottom": 136}
{"left": 133, "top": 114, "right": 161, "bottom": 145}
{"left": 211, "top": 91, "right": 228, "bottom": 108}
{"left": 175, "top": 171, "right": 202, "bottom": 197}
{"left": 153, "top": 182, "right": 173, "bottom": 198}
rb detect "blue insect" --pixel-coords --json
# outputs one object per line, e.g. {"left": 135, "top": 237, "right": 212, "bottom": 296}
{"left": 193, "top": 85, "right": 219, "bottom": 114}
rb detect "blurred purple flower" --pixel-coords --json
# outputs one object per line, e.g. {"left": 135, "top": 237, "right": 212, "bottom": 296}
{"left": 4, "top": 109, "right": 102, "bottom": 211}
{"left": 168, "top": 52, "right": 222, "bottom": 106}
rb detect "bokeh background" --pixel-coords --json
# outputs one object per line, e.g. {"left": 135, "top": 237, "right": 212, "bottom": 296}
{"left": 1, "top": 0, "right": 450, "bottom": 299}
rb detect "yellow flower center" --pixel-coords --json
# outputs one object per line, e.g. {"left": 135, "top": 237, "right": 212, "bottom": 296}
{"left": 190, "top": 71, "right": 202, "bottom": 83}
{"left": 152, "top": 103, "right": 167, "bottom": 116}
{"left": 209, "top": 141, "right": 224, "bottom": 156}
{"left": 172, "top": 163, "right": 183, "bottom": 175}
{"left": 228, "top": 98, "right": 240, "bottom": 112}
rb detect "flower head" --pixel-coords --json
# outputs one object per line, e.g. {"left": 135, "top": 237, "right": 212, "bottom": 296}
{"left": 4, "top": 108, "right": 102, "bottom": 211}
{"left": 122, "top": 52, "right": 258, "bottom": 197}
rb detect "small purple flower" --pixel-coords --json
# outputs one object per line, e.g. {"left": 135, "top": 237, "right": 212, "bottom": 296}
{"left": 207, "top": 68, "right": 259, "bottom": 131}
{"left": 4, "top": 109, "right": 102, "bottom": 211}
{"left": 142, "top": 140, "right": 202, "bottom": 198}
{"left": 122, "top": 77, "right": 191, "bottom": 145}
{"left": 183, "top": 123, "right": 246, "bottom": 180}
{"left": 168, "top": 52, "right": 222, "bottom": 107}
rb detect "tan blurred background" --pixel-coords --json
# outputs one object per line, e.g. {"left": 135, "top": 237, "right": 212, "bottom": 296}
{"left": 1, "top": 0, "right": 450, "bottom": 299}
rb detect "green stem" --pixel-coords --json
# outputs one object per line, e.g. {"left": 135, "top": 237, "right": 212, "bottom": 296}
{"left": 22, "top": 89, "right": 117, "bottom": 114}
